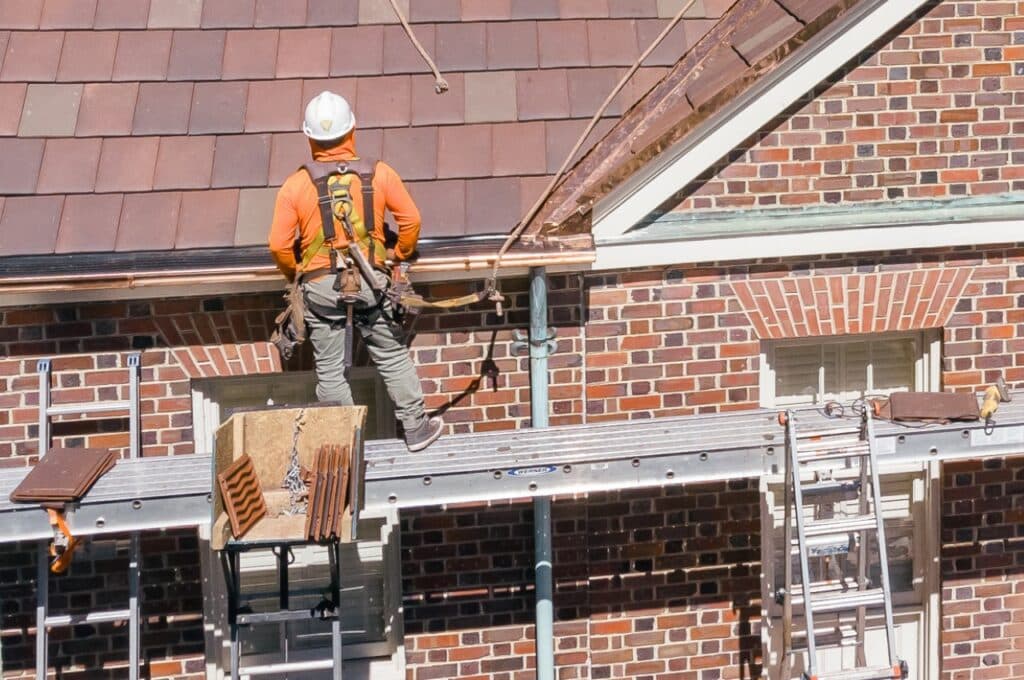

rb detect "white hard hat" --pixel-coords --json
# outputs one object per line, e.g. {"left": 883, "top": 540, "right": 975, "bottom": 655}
{"left": 302, "top": 91, "right": 355, "bottom": 141}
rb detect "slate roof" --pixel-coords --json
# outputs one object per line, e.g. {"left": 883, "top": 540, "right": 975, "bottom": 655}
{"left": 0, "top": 0, "right": 735, "bottom": 266}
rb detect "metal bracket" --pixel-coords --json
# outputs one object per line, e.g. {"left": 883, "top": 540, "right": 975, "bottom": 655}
{"left": 511, "top": 328, "right": 558, "bottom": 357}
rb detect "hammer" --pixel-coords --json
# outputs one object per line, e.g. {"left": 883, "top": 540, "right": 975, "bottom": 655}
{"left": 980, "top": 376, "right": 1011, "bottom": 420}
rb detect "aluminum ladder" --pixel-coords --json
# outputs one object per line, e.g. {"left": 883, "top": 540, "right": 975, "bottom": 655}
{"left": 34, "top": 353, "right": 142, "bottom": 680}
{"left": 780, "top": 409, "right": 906, "bottom": 680}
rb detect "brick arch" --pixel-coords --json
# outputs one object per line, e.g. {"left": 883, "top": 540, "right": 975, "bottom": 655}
{"left": 732, "top": 268, "right": 971, "bottom": 339}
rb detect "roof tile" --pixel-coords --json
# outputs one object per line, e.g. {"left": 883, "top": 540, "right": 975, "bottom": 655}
{"left": 168, "top": 29, "right": 225, "bottom": 80}
{"left": 492, "top": 120, "right": 546, "bottom": 176}
{"left": 487, "top": 21, "right": 539, "bottom": 70}
{"left": 112, "top": 30, "right": 172, "bottom": 81}
{"left": 37, "top": 137, "right": 102, "bottom": 193}
{"left": 245, "top": 79, "right": 302, "bottom": 132}
{"left": 516, "top": 69, "right": 570, "bottom": 120}
{"left": 776, "top": 0, "right": 832, "bottom": 23}
{"left": 76, "top": 82, "right": 139, "bottom": 136}
{"left": 41, "top": 0, "right": 97, "bottom": 28}
{"left": 519, "top": 174, "right": 551, "bottom": 215}
{"left": 353, "top": 127, "right": 382, "bottom": 160}
{"left": 538, "top": 19, "right": 588, "bottom": 67}
{"left": 733, "top": 2, "right": 801, "bottom": 64}
{"left": 437, "top": 123, "right": 491, "bottom": 178}
{"left": 55, "top": 193, "right": 123, "bottom": 253}
{"left": 609, "top": 0, "right": 658, "bottom": 16}
{"left": 567, "top": 67, "right": 626, "bottom": 117}
{"left": 19, "top": 83, "right": 82, "bottom": 136}
{"left": 57, "top": 31, "right": 118, "bottom": 82}
{"left": 233, "top": 187, "right": 277, "bottom": 245}
{"left": 0, "top": 82, "right": 26, "bottom": 134}
{"left": 0, "top": 138, "right": 44, "bottom": 194}
{"left": 411, "top": 72, "right": 465, "bottom": 125}
{"left": 465, "top": 71, "right": 517, "bottom": 123}
{"left": 269, "top": 131, "right": 308, "bottom": 183}
{"left": 133, "top": 81, "right": 193, "bottom": 134}
{"left": 255, "top": 0, "right": 308, "bottom": 27}
{"left": 435, "top": 22, "right": 486, "bottom": 72}
{"left": 383, "top": 23, "right": 436, "bottom": 74}
{"left": 355, "top": 75, "right": 411, "bottom": 128}
{"left": 95, "top": 0, "right": 151, "bottom": 29}
{"left": 277, "top": 28, "right": 331, "bottom": 78}
{"left": 0, "top": 196, "right": 63, "bottom": 256}
{"left": 466, "top": 177, "right": 519, "bottom": 233}
{"left": 95, "top": 136, "right": 159, "bottom": 192}
{"left": 510, "top": 0, "right": 559, "bottom": 20}
{"left": 382, "top": 126, "right": 438, "bottom": 181}
{"left": 408, "top": 179, "right": 466, "bottom": 237}
{"left": 461, "top": 0, "right": 512, "bottom": 21}
{"left": 307, "top": 0, "right": 357, "bottom": 25}
{"left": 211, "top": 134, "right": 271, "bottom": 187}
{"left": 176, "top": 189, "right": 240, "bottom": 248}
{"left": 685, "top": 44, "right": 747, "bottom": 108}
{"left": 587, "top": 18, "right": 640, "bottom": 66}
{"left": 560, "top": 0, "right": 610, "bottom": 17}
{"left": 0, "top": 32, "right": 8, "bottom": 72}
{"left": 0, "top": 1, "right": 44, "bottom": 29}
{"left": 223, "top": 29, "right": 278, "bottom": 79}
{"left": 544, "top": 117, "right": 588, "bottom": 172}
{"left": 409, "top": 0, "right": 462, "bottom": 22}
{"left": 1, "top": 31, "right": 63, "bottom": 82}
{"left": 330, "top": 26, "right": 384, "bottom": 76}
{"left": 116, "top": 191, "right": 179, "bottom": 251}
{"left": 635, "top": 18, "right": 690, "bottom": 66}
{"left": 147, "top": 0, "right": 202, "bottom": 28}
{"left": 154, "top": 135, "right": 215, "bottom": 189}
{"left": 190, "top": 81, "right": 247, "bottom": 133}
{"left": 201, "top": 0, "right": 255, "bottom": 26}
{"left": 358, "top": 0, "right": 406, "bottom": 24}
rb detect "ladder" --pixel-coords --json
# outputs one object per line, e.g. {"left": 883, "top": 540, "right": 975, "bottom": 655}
{"left": 780, "top": 409, "right": 907, "bottom": 680}
{"left": 34, "top": 353, "right": 142, "bottom": 680}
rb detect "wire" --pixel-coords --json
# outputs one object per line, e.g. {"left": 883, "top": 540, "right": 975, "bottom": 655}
{"left": 386, "top": 0, "right": 449, "bottom": 94}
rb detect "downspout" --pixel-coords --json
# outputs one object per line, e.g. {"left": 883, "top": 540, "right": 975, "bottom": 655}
{"left": 529, "top": 267, "right": 555, "bottom": 680}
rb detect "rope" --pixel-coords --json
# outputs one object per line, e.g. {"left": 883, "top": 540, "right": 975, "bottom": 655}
{"left": 386, "top": 0, "right": 449, "bottom": 94}
{"left": 484, "top": 0, "right": 702, "bottom": 296}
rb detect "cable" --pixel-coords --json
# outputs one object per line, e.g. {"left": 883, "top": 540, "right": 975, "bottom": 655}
{"left": 386, "top": 0, "right": 449, "bottom": 94}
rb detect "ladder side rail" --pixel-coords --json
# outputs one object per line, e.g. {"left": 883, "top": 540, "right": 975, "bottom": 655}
{"left": 782, "top": 418, "right": 795, "bottom": 678}
{"left": 856, "top": 417, "right": 869, "bottom": 668}
{"left": 37, "top": 360, "right": 52, "bottom": 457}
{"left": 127, "top": 353, "right": 141, "bottom": 460}
{"left": 788, "top": 411, "right": 819, "bottom": 676}
{"left": 35, "top": 542, "right": 48, "bottom": 680}
{"left": 865, "top": 410, "right": 899, "bottom": 670}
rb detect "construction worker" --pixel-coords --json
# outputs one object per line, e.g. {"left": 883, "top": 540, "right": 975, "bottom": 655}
{"left": 268, "top": 91, "right": 443, "bottom": 452}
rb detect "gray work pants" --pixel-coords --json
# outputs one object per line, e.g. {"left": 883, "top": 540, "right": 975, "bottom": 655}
{"left": 301, "top": 271, "right": 426, "bottom": 432}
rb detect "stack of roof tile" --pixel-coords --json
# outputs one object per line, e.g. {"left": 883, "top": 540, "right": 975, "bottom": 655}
{"left": 9, "top": 446, "right": 116, "bottom": 503}
{"left": 216, "top": 453, "right": 267, "bottom": 539}
{"left": 304, "top": 443, "right": 350, "bottom": 542}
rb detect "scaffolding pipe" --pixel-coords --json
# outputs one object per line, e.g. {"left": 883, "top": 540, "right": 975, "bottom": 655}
{"left": 529, "top": 267, "right": 555, "bottom": 680}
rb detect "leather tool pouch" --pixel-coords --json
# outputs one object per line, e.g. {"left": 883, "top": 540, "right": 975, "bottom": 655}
{"left": 271, "top": 281, "right": 308, "bottom": 361}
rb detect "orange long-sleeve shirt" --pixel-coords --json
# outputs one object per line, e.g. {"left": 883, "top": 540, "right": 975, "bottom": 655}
{"left": 268, "top": 132, "right": 422, "bottom": 281}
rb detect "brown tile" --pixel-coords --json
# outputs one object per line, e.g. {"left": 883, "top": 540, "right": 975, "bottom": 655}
{"left": 560, "top": 0, "right": 609, "bottom": 17}
{"left": 684, "top": 45, "right": 746, "bottom": 108}
{"left": 55, "top": 193, "right": 123, "bottom": 254}
{"left": 1, "top": 31, "right": 63, "bottom": 82}
{"left": 0, "top": 32, "right": 8, "bottom": 72}
{"left": 112, "top": 30, "right": 172, "bottom": 80}
{"left": 623, "top": 65, "right": 668, "bottom": 106}
{"left": 587, "top": 18, "right": 640, "bottom": 66}
{"left": 0, "top": 195, "right": 63, "bottom": 256}
{"left": 95, "top": 136, "right": 159, "bottom": 192}
{"left": 435, "top": 22, "right": 486, "bottom": 72}
{"left": 635, "top": 18, "right": 689, "bottom": 66}
{"left": 437, "top": 123, "right": 491, "bottom": 178}
{"left": 0, "top": 1, "right": 44, "bottom": 29}
{"left": 567, "top": 67, "right": 623, "bottom": 117}
{"left": 41, "top": 0, "right": 97, "bottom": 28}
{"left": 133, "top": 82, "right": 193, "bottom": 134}
{"left": 37, "top": 137, "right": 101, "bottom": 193}
{"left": 268, "top": 131, "right": 309, "bottom": 183}
{"left": 168, "top": 29, "right": 225, "bottom": 80}
{"left": 0, "top": 82, "right": 26, "bottom": 134}
{"left": 732, "top": 1, "right": 800, "bottom": 64}
{"left": 487, "top": 21, "right": 539, "bottom": 69}
{"left": 95, "top": 0, "right": 151, "bottom": 28}
{"left": 407, "top": 179, "right": 466, "bottom": 237}
{"left": 383, "top": 23, "right": 435, "bottom": 74}
{"left": 76, "top": 82, "right": 138, "bottom": 136}
{"left": 307, "top": 0, "right": 357, "bottom": 25}
{"left": 381, "top": 126, "right": 437, "bottom": 181}
{"left": 277, "top": 28, "right": 331, "bottom": 78}
{"left": 19, "top": 84, "right": 82, "bottom": 136}
{"left": 255, "top": 0, "right": 308, "bottom": 27}
{"left": 355, "top": 75, "right": 411, "bottom": 128}
{"left": 176, "top": 189, "right": 240, "bottom": 248}
{"left": 154, "top": 135, "right": 215, "bottom": 189}
{"left": 212, "top": 134, "right": 271, "bottom": 187}
{"left": 465, "top": 71, "right": 517, "bottom": 123}
{"left": 682, "top": 18, "right": 716, "bottom": 46}
{"left": 510, "top": 0, "right": 559, "bottom": 19}
{"left": 57, "top": 31, "right": 118, "bottom": 81}
{"left": 519, "top": 174, "right": 551, "bottom": 215}
{"left": 115, "top": 191, "right": 179, "bottom": 251}
{"left": 222, "top": 29, "right": 278, "bottom": 79}
{"left": 409, "top": 0, "right": 461, "bottom": 22}
{"left": 465, "top": 177, "right": 520, "bottom": 234}
{"left": 776, "top": 0, "right": 831, "bottom": 23}
{"left": 201, "top": 0, "right": 255, "bottom": 26}
{"left": 609, "top": 0, "right": 658, "bottom": 16}
{"left": 462, "top": 0, "right": 511, "bottom": 20}
{"left": 358, "top": 0, "right": 407, "bottom": 24}
{"left": 245, "top": 79, "right": 302, "bottom": 132}
{"left": 233, "top": 187, "right": 277, "bottom": 245}
{"left": 538, "top": 19, "right": 588, "bottom": 67}
{"left": 190, "top": 81, "right": 247, "bottom": 134}
{"left": 492, "top": 121, "right": 546, "bottom": 176}
{"left": 353, "top": 127, "right": 382, "bottom": 161}
{"left": 147, "top": 0, "right": 202, "bottom": 28}
{"left": 544, "top": 117, "right": 588, "bottom": 172}
{"left": 0, "top": 138, "right": 44, "bottom": 194}
{"left": 330, "top": 26, "right": 383, "bottom": 77}
{"left": 411, "top": 73, "right": 464, "bottom": 125}
{"left": 516, "top": 69, "right": 569, "bottom": 120}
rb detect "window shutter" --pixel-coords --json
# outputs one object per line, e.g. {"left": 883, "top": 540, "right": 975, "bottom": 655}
{"left": 773, "top": 345, "right": 822, "bottom": 406}
{"left": 870, "top": 337, "right": 915, "bottom": 395}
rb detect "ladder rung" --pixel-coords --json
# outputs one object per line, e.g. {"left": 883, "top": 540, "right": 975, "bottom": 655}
{"left": 803, "top": 515, "right": 877, "bottom": 538}
{"left": 45, "top": 608, "right": 131, "bottom": 626}
{"left": 798, "top": 444, "right": 870, "bottom": 462}
{"left": 801, "top": 480, "right": 861, "bottom": 498}
{"left": 806, "top": 587, "right": 886, "bottom": 614}
{"left": 795, "top": 425, "right": 862, "bottom": 439}
{"left": 47, "top": 400, "right": 131, "bottom": 416}
{"left": 792, "top": 534, "right": 852, "bottom": 556}
{"left": 793, "top": 622, "right": 858, "bottom": 645}
{"left": 812, "top": 664, "right": 905, "bottom": 680}
{"left": 798, "top": 438, "right": 864, "bottom": 453}
{"left": 241, "top": 659, "right": 335, "bottom": 676}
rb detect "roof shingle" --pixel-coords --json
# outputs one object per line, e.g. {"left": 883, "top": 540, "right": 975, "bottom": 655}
{"left": 56, "top": 30, "right": 118, "bottom": 82}
{"left": 133, "top": 81, "right": 193, "bottom": 134}
{"left": 37, "top": 137, "right": 102, "bottom": 193}
{"left": 277, "top": 28, "right": 331, "bottom": 78}
{"left": 211, "top": 134, "right": 272, "bottom": 188}
{"left": 55, "top": 193, "right": 122, "bottom": 253}
{"left": 0, "top": 195, "right": 63, "bottom": 256}
{"left": 154, "top": 135, "right": 215, "bottom": 189}
{"left": 95, "top": 136, "right": 159, "bottom": 192}
{"left": 76, "top": 82, "right": 138, "bottom": 136}
{"left": 1, "top": 31, "right": 64, "bottom": 82}
{"left": 0, "top": 138, "right": 45, "bottom": 194}
{"left": 0, "top": 2, "right": 44, "bottom": 30}
{"left": 115, "top": 191, "right": 179, "bottom": 251}
{"left": 94, "top": 0, "right": 151, "bottom": 29}
{"left": 189, "top": 81, "right": 247, "bottom": 134}
{"left": 176, "top": 188, "right": 239, "bottom": 248}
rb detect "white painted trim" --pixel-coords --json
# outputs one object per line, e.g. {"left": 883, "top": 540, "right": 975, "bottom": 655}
{"left": 593, "top": 219, "right": 1024, "bottom": 270}
{"left": 592, "top": 0, "right": 931, "bottom": 239}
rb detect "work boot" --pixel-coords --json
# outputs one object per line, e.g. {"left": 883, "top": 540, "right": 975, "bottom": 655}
{"left": 404, "top": 416, "right": 443, "bottom": 452}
